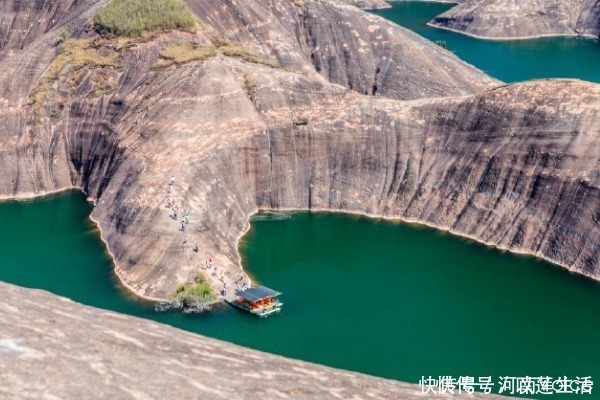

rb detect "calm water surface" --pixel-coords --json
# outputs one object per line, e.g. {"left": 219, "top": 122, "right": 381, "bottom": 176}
{"left": 371, "top": 2, "right": 600, "bottom": 83}
{"left": 1, "top": 191, "right": 599, "bottom": 398}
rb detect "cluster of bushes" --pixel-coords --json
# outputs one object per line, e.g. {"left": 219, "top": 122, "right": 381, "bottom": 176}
{"left": 208, "top": 35, "right": 278, "bottom": 68}
{"left": 94, "top": 0, "right": 197, "bottom": 37}
{"left": 174, "top": 273, "right": 215, "bottom": 309}
{"left": 243, "top": 73, "right": 258, "bottom": 103}
{"left": 30, "top": 39, "right": 119, "bottom": 111}
{"left": 156, "top": 42, "right": 217, "bottom": 68}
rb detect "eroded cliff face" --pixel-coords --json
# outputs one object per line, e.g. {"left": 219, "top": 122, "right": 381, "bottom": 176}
{"left": 430, "top": 0, "right": 600, "bottom": 39}
{"left": 577, "top": 0, "right": 600, "bottom": 37}
{"left": 186, "top": 0, "right": 497, "bottom": 100}
{"left": 0, "top": 0, "right": 598, "bottom": 302}
{"left": 90, "top": 73, "right": 600, "bottom": 300}
{"left": 0, "top": 281, "right": 513, "bottom": 399}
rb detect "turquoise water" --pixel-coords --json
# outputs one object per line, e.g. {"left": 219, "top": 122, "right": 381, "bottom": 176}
{"left": 371, "top": 2, "right": 600, "bottom": 83}
{"left": 1, "top": 191, "right": 599, "bottom": 398}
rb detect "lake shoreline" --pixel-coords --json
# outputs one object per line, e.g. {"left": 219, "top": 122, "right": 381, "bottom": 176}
{"left": 1, "top": 187, "right": 597, "bottom": 306}
{"left": 256, "top": 206, "right": 600, "bottom": 287}
{"left": 427, "top": 22, "right": 599, "bottom": 42}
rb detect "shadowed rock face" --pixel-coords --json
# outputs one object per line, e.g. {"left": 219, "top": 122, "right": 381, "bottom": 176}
{"left": 430, "top": 0, "right": 600, "bottom": 39}
{"left": 0, "top": 0, "right": 598, "bottom": 302}
{"left": 0, "top": 281, "right": 512, "bottom": 399}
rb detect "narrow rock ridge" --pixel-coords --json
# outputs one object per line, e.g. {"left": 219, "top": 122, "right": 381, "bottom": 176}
{"left": 339, "top": 0, "right": 392, "bottom": 11}
{"left": 429, "top": 0, "right": 600, "bottom": 39}
{"left": 0, "top": 281, "right": 512, "bottom": 399}
{"left": 97, "top": 76, "right": 599, "bottom": 299}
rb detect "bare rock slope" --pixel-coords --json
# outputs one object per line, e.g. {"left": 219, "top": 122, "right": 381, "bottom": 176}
{"left": 430, "top": 0, "right": 600, "bottom": 39}
{"left": 0, "top": 0, "right": 110, "bottom": 59}
{"left": 0, "top": 281, "right": 511, "bottom": 399}
{"left": 0, "top": 0, "right": 598, "bottom": 303}
{"left": 0, "top": 0, "right": 502, "bottom": 299}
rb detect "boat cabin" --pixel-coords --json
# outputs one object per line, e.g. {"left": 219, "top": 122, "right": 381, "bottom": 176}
{"left": 228, "top": 286, "right": 283, "bottom": 317}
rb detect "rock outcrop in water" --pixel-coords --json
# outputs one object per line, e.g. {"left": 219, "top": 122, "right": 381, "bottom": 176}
{"left": 0, "top": 0, "right": 598, "bottom": 304}
{"left": 0, "top": 281, "right": 511, "bottom": 399}
{"left": 430, "top": 0, "right": 600, "bottom": 39}
{"left": 339, "top": 0, "right": 391, "bottom": 10}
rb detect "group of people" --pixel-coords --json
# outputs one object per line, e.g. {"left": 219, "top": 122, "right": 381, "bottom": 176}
{"left": 165, "top": 177, "right": 193, "bottom": 245}
{"left": 166, "top": 175, "right": 232, "bottom": 298}
{"left": 202, "top": 258, "right": 229, "bottom": 296}
{"left": 236, "top": 275, "right": 248, "bottom": 292}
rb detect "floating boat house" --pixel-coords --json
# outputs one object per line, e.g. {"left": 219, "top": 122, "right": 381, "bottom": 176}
{"left": 227, "top": 286, "right": 283, "bottom": 317}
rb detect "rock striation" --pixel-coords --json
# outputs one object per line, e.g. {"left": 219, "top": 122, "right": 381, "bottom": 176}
{"left": 0, "top": 0, "right": 110, "bottom": 58}
{"left": 0, "top": 0, "right": 598, "bottom": 304}
{"left": 578, "top": 0, "right": 600, "bottom": 37}
{"left": 0, "top": 0, "right": 500, "bottom": 299}
{"left": 430, "top": 0, "right": 600, "bottom": 39}
{"left": 0, "top": 281, "right": 510, "bottom": 399}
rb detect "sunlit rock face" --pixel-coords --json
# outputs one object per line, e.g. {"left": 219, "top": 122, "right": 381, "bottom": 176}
{"left": 430, "top": 0, "right": 600, "bottom": 39}
{"left": 0, "top": 0, "right": 598, "bottom": 302}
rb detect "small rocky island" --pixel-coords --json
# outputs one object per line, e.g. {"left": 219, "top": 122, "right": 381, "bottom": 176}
{"left": 0, "top": 0, "right": 599, "bottom": 397}
{"left": 429, "top": 0, "right": 600, "bottom": 39}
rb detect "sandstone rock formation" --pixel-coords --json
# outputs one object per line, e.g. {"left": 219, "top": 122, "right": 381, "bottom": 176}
{"left": 430, "top": 0, "right": 600, "bottom": 39}
{"left": 0, "top": 0, "right": 499, "bottom": 299}
{"left": 339, "top": 0, "right": 391, "bottom": 10}
{"left": 0, "top": 0, "right": 110, "bottom": 58}
{"left": 578, "top": 0, "right": 600, "bottom": 37}
{"left": 0, "top": 281, "right": 510, "bottom": 399}
{"left": 0, "top": 0, "right": 598, "bottom": 305}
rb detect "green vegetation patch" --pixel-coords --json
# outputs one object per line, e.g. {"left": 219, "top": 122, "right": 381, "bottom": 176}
{"left": 156, "top": 42, "right": 217, "bottom": 68}
{"left": 173, "top": 273, "right": 215, "bottom": 306}
{"left": 208, "top": 35, "right": 278, "bottom": 67}
{"left": 220, "top": 43, "right": 278, "bottom": 67}
{"left": 94, "top": 0, "right": 197, "bottom": 37}
{"left": 30, "top": 39, "right": 120, "bottom": 111}
{"left": 243, "top": 73, "right": 258, "bottom": 103}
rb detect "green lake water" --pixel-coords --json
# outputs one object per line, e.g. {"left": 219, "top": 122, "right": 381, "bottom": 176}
{"left": 1, "top": 191, "right": 600, "bottom": 398}
{"left": 371, "top": 2, "right": 600, "bottom": 83}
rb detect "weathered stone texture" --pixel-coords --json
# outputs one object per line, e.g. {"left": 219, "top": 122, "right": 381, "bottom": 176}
{"left": 0, "top": 0, "right": 598, "bottom": 302}
{"left": 577, "top": 0, "right": 600, "bottom": 36}
{"left": 186, "top": 0, "right": 497, "bottom": 100}
{"left": 430, "top": 0, "right": 600, "bottom": 39}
